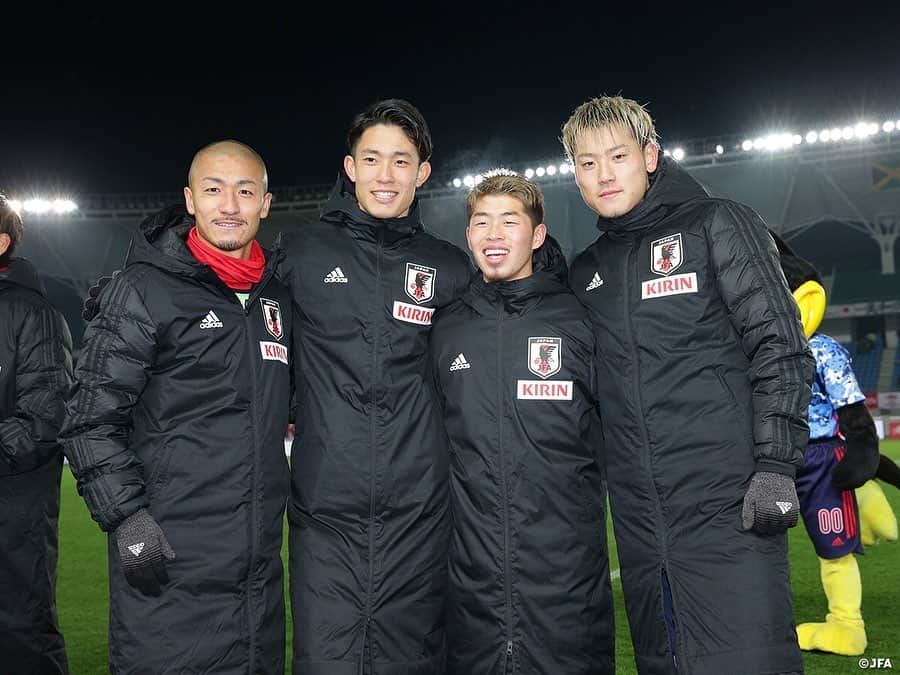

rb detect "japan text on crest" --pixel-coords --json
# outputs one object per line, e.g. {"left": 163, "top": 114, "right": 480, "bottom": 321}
{"left": 528, "top": 337, "right": 561, "bottom": 379}
{"left": 650, "top": 233, "right": 683, "bottom": 276}
{"left": 405, "top": 263, "right": 436, "bottom": 304}
{"left": 260, "top": 298, "right": 284, "bottom": 340}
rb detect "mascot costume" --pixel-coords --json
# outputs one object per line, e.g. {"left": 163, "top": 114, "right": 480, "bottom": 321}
{"left": 772, "top": 230, "right": 899, "bottom": 656}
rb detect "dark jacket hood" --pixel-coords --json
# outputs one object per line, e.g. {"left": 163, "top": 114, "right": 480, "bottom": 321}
{"left": 464, "top": 234, "right": 570, "bottom": 316}
{"left": 125, "top": 203, "right": 280, "bottom": 281}
{"left": 320, "top": 170, "right": 425, "bottom": 240}
{"left": 598, "top": 156, "right": 709, "bottom": 236}
{"left": 0, "top": 256, "right": 46, "bottom": 296}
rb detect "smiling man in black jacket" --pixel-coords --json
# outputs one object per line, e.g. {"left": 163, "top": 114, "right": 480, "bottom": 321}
{"left": 562, "top": 96, "right": 815, "bottom": 675}
{"left": 0, "top": 195, "right": 73, "bottom": 674}
{"left": 61, "top": 141, "right": 293, "bottom": 675}
{"left": 276, "top": 99, "right": 472, "bottom": 674}
{"left": 429, "top": 172, "right": 614, "bottom": 674}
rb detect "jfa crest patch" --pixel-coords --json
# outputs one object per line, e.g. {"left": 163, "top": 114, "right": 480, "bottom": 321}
{"left": 651, "top": 233, "right": 683, "bottom": 276}
{"left": 260, "top": 298, "right": 284, "bottom": 341}
{"left": 405, "top": 263, "right": 436, "bottom": 304}
{"left": 528, "top": 337, "right": 561, "bottom": 379}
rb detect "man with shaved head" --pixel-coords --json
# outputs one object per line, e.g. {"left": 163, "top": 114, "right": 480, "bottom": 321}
{"left": 62, "top": 140, "right": 294, "bottom": 674}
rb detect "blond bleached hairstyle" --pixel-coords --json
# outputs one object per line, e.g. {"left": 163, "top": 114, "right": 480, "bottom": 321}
{"left": 465, "top": 171, "right": 544, "bottom": 227}
{"left": 560, "top": 95, "right": 659, "bottom": 160}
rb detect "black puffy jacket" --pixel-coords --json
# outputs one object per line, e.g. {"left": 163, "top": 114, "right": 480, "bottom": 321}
{"left": 429, "top": 238, "right": 614, "bottom": 674}
{"left": 61, "top": 206, "right": 293, "bottom": 675}
{"left": 569, "top": 157, "right": 814, "bottom": 675}
{"left": 0, "top": 257, "right": 73, "bottom": 674}
{"left": 277, "top": 173, "right": 472, "bottom": 674}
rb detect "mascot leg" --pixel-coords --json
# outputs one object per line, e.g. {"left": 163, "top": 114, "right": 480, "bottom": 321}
{"left": 796, "top": 555, "right": 867, "bottom": 656}
{"left": 856, "top": 479, "right": 898, "bottom": 547}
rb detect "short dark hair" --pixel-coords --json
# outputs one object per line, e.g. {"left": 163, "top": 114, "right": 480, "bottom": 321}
{"left": 346, "top": 98, "right": 433, "bottom": 163}
{"left": 0, "top": 194, "right": 24, "bottom": 266}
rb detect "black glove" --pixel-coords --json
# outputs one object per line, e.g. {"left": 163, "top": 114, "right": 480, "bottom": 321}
{"left": 741, "top": 471, "right": 800, "bottom": 534}
{"left": 114, "top": 509, "right": 176, "bottom": 596}
{"left": 832, "top": 402, "right": 880, "bottom": 490}
{"left": 81, "top": 271, "right": 119, "bottom": 322}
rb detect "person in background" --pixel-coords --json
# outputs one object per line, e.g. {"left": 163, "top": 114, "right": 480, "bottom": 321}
{"left": 0, "top": 193, "right": 73, "bottom": 674}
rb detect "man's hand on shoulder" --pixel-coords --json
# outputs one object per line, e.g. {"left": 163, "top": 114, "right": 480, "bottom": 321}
{"left": 81, "top": 270, "right": 120, "bottom": 322}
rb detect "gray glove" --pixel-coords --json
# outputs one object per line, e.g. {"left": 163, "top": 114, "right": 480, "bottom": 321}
{"left": 740, "top": 471, "right": 800, "bottom": 534}
{"left": 114, "top": 509, "right": 176, "bottom": 596}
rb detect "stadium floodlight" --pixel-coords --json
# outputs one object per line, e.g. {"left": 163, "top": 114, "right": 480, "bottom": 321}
{"left": 546, "top": 164, "right": 557, "bottom": 176}
{"left": 792, "top": 134, "right": 802, "bottom": 145}
{"left": 886, "top": 121, "right": 897, "bottom": 133}
{"left": 841, "top": 126, "right": 854, "bottom": 140}
{"left": 663, "top": 148, "right": 671, "bottom": 156}
{"left": 524, "top": 168, "right": 535, "bottom": 179}
{"left": 453, "top": 178, "right": 462, "bottom": 188}
{"left": 559, "top": 163, "right": 570, "bottom": 174}
{"left": 475, "top": 174, "right": 485, "bottom": 185}
{"left": 820, "top": 129, "right": 831, "bottom": 142}
{"left": 830, "top": 127, "right": 842, "bottom": 141}
{"left": 24, "top": 199, "right": 52, "bottom": 214}
{"left": 741, "top": 140, "right": 753, "bottom": 151}
{"left": 715, "top": 145, "right": 724, "bottom": 154}
{"left": 867, "top": 122, "right": 878, "bottom": 135}
{"left": 535, "top": 167, "right": 546, "bottom": 177}
{"left": 463, "top": 175, "right": 476, "bottom": 188}
{"left": 806, "top": 130, "right": 818, "bottom": 144}
{"left": 52, "top": 199, "right": 77, "bottom": 214}
{"left": 753, "top": 137, "right": 765, "bottom": 150}
{"left": 672, "top": 148, "right": 685, "bottom": 161}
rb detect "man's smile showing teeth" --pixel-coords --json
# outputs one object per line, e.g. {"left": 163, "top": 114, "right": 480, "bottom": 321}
{"left": 484, "top": 248, "right": 508, "bottom": 261}
{"left": 215, "top": 220, "right": 244, "bottom": 229}
{"left": 373, "top": 191, "right": 397, "bottom": 202}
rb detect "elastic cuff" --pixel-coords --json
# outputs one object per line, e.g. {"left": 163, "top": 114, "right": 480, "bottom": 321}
{"left": 754, "top": 458, "right": 797, "bottom": 478}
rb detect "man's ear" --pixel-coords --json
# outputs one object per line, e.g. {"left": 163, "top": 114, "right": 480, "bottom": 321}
{"left": 415, "top": 160, "right": 432, "bottom": 188}
{"left": 183, "top": 187, "right": 196, "bottom": 215}
{"left": 532, "top": 223, "right": 547, "bottom": 250}
{"left": 644, "top": 143, "right": 659, "bottom": 173}
{"left": 343, "top": 155, "right": 357, "bottom": 183}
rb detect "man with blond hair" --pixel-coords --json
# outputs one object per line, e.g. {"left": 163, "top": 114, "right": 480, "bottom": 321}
{"left": 429, "top": 172, "right": 614, "bottom": 674}
{"left": 561, "top": 96, "right": 814, "bottom": 674}
{"left": 62, "top": 140, "right": 293, "bottom": 674}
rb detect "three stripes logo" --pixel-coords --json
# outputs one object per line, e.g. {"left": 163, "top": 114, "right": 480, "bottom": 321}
{"left": 324, "top": 267, "right": 348, "bottom": 283}
{"left": 199, "top": 310, "right": 223, "bottom": 329}
{"left": 449, "top": 353, "right": 471, "bottom": 372}
{"left": 586, "top": 272, "right": 604, "bottom": 291}
{"left": 776, "top": 501, "right": 793, "bottom": 514}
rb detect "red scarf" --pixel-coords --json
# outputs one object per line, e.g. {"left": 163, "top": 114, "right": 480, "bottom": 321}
{"left": 186, "top": 227, "right": 265, "bottom": 290}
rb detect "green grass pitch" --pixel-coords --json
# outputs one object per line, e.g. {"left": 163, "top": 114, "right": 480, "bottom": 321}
{"left": 57, "top": 441, "right": 900, "bottom": 673}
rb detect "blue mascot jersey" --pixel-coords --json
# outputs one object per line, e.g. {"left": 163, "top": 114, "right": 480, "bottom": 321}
{"left": 808, "top": 333, "right": 866, "bottom": 440}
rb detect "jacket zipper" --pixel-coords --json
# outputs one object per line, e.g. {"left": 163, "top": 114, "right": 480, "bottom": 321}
{"left": 363, "top": 229, "right": 384, "bottom": 665}
{"left": 241, "top": 277, "right": 270, "bottom": 673}
{"left": 497, "top": 308, "right": 515, "bottom": 671}
{"left": 621, "top": 242, "right": 675, "bottom": 656}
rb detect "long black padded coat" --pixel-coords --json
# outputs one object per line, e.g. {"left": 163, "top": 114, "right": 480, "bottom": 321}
{"left": 61, "top": 206, "right": 293, "bottom": 674}
{"left": 568, "top": 157, "right": 814, "bottom": 675}
{"left": 0, "top": 257, "right": 73, "bottom": 674}
{"left": 429, "top": 238, "right": 614, "bottom": 674}
{"left": 277, "top": 173, "right": 472, "bottom": 674}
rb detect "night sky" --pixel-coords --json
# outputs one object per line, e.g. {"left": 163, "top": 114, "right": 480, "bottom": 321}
{"left": 3, "top": 5, "right": 899, "bottom": 197}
